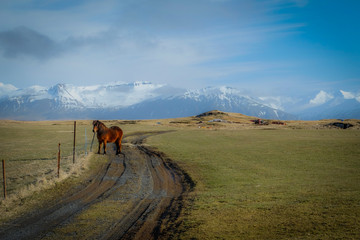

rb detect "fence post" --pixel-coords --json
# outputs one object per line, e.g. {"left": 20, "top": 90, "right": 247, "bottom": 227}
{"left": 73, "top": 121, "right": 76, "bottom": 164}
{"left": 2, "top": 160, "right": 6, "bottom": 199}
{"left": 58, "top": 143, "right": 61, "bottom": 178}
{"left": 85, "top": 128, "right": 87, "bottom": 156}
{"left": 90, "top": 132, "right": 95, "bottom": 152}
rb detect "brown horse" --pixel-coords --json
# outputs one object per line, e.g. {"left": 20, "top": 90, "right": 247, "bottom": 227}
{"left": 92, "top": 120, "right": 123, "bottom": 155}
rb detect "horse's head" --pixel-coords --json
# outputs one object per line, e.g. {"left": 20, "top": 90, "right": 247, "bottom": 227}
{"left": 92, "top": 120, "right": 100, "bottom": 133}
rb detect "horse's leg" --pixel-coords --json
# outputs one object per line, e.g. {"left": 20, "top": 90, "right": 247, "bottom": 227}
{"left": 98, "top": 141, "right": 102, "bottom": 154}
{"left": 118, "top": 134, "right": 123, "bottom": 155}
{"left": 103, "top": 141, "right": 107, "bottom": 155}
{"left": 115, "top": 139, "right": 122, "bottom": 155}
{"left": 119, "top": 139, "right": 122, "bottom": 154}
{"left": 115, "top": 141, "right": 120, "bottom": 155}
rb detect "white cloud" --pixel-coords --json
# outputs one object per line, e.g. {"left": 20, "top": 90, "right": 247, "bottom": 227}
{"left": 340, "top": 90, "right": 360, "bottom": 102}
{"left": 340, "top": 90, "right": 355, "bottom": 99}
{"left": 0, "top": 0, "right": 315, "bottom": 91}
{"left": 0, "top": 82, "right": 17, "bottom": 97}
{"left": 309, "top": 90, "right": 334, "bottom": 105}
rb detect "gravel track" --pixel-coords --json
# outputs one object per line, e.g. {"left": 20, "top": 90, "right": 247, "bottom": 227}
{"left": 0, "top": 132, "right": 192, "bottom": 240}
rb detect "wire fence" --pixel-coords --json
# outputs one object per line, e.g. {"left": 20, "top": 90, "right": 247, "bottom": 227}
{"left": 0, "top": 120, "right": 96, "bottom": 200}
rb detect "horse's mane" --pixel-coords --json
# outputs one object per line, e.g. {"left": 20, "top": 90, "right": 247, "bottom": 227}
{"left": 93, "top": 120, "right": 107, "bottom": 129}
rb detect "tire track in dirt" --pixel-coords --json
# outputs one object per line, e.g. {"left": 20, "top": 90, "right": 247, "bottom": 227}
{"left": 0, "top": 131, "right": 193, "bottom": 240}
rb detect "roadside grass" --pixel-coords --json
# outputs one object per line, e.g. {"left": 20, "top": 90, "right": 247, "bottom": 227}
{"left": 0, "top": 152, "right": 109, "bottom": 225}
{"left": 149, "top": 128, "right": 360, "bottom": 239}
{"left": 0, "top": 120, "right": 93, "bottom": 196}
{"left": 0, "top": 120, "right": 107, "bottom": 224}
{"left": 0, "top": 119, "right": 167, "bottom": 196}
{"left": 0, "top": 119, "right": 173, "bottom": 224}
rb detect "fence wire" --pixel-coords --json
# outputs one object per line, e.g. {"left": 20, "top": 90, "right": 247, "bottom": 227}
{"left": 0, "top": 121, "right": 95, "bottom": 198}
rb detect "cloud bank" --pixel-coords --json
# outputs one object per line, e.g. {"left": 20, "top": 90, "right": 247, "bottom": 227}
{"left": 0, "top": 0, "right": 359, "bottom": 97}
{"left": 0, "top": 0, "right": 308, "bottom": 89}
{"left": 0, "top": 26, "right": 59, "bottom": 59}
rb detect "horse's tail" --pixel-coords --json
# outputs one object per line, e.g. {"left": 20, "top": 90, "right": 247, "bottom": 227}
{"left": 119, "top": 128, "right": 124, "bottom": 143}
{"left": 115, "top": 127, "right": 123, "bottom": 154}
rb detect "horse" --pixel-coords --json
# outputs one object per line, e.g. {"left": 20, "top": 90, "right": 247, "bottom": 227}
{"left": 92, "top": 120, "right": 124, "bottom": 155}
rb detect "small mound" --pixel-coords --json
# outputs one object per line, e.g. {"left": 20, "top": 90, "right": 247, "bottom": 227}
{"left": 196, "top": 110, "right": 227, "bottom": 118}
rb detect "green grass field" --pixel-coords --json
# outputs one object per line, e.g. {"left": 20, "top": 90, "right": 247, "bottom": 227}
{"left": 0, "top": 118, "right": 359, "bottom": 239}
{"left": 149, "top": 128, "right": 360, "bottom": 239}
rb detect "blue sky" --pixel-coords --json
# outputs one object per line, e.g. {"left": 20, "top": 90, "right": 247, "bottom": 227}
{"left": 0, "top": 0, "right": 359, "bottom": 97}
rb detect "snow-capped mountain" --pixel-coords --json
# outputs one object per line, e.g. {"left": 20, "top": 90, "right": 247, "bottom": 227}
{"left": 256, "top": 89, "right": 360, "bottom": 120}
{"left": 296, "top": 90, "right": 360, "bottom": 120}
{"left": 0, "top": 81, "right": 178, "bottom": 120}
{"left": 0, "top": 82, "right": 359, "bottom": 120}
{"left": 2, "top": 81, "right": 170, "bottom": 109}
{"left": 123, "top": 86, "right": 295, "bottom": 120}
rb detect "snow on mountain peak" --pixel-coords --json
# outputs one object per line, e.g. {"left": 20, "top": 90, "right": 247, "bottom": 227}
{"left": 51, "top": 81, "right": 168, "bottom": 108}
{"left": 340, "top": 90, "right": 360, "bottom": 102}
{"left": 0, "top": 82, "right": 18, "bottom": 95}
{"left": 258, "top": 96, "right": 286, "bottom": 111}
{"left": 1, "top": 81, "right": 358, "bottom": 120}
{"left": 51, "top": 81, "right": 167, "bottom": 108}
{"left": 0, "top": 81, "right": 168, "bottom": 110}
{"left": 46, "top": 84, "right": 83, "bottom": 109}
{"left": 309, "top": 90, "right": 334, "bottom": 105}
{"left": 0, "top": 82, "right": 18, "bottom": 98}
{"left": 183, "top": 86, "right": 242, "bottom": 100}
{"left": 133, "top": 81, "right": 154, "bottom": 87}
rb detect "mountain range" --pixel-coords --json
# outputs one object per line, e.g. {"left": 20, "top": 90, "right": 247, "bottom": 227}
{"left": 0, "top": 81, "right": 359, "bottom": 120}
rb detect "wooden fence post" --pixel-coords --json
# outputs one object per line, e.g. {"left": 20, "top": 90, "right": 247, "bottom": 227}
{"left": 85, "top": 128, "right": 87, "bottom": 155}
{"left": 2, "top": 160, "right": 6, "bottom": 199}
{"left": 73, "top": 121, "right": 76, "bottom": 164}
{"left": 58, "top": 143, "right": 61, "bottom": 178}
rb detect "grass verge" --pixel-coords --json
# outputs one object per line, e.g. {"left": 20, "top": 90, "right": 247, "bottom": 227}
{"left": 0, "top": 119, "right": 173, "bottom": 225}
{"left": 149, "top": 128, "right": 360, "bottom": 239}
{"left": 0, "top": 152, "right": 109, "bottom": 225}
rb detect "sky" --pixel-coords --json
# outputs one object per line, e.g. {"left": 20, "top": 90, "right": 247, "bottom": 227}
{"left": 0, "top": 0, "right": 359, "bottom": 97}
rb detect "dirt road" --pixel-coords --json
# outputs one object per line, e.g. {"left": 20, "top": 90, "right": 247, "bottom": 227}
{"left": 0, "top": 132, "right": 193, "bottom": 240}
